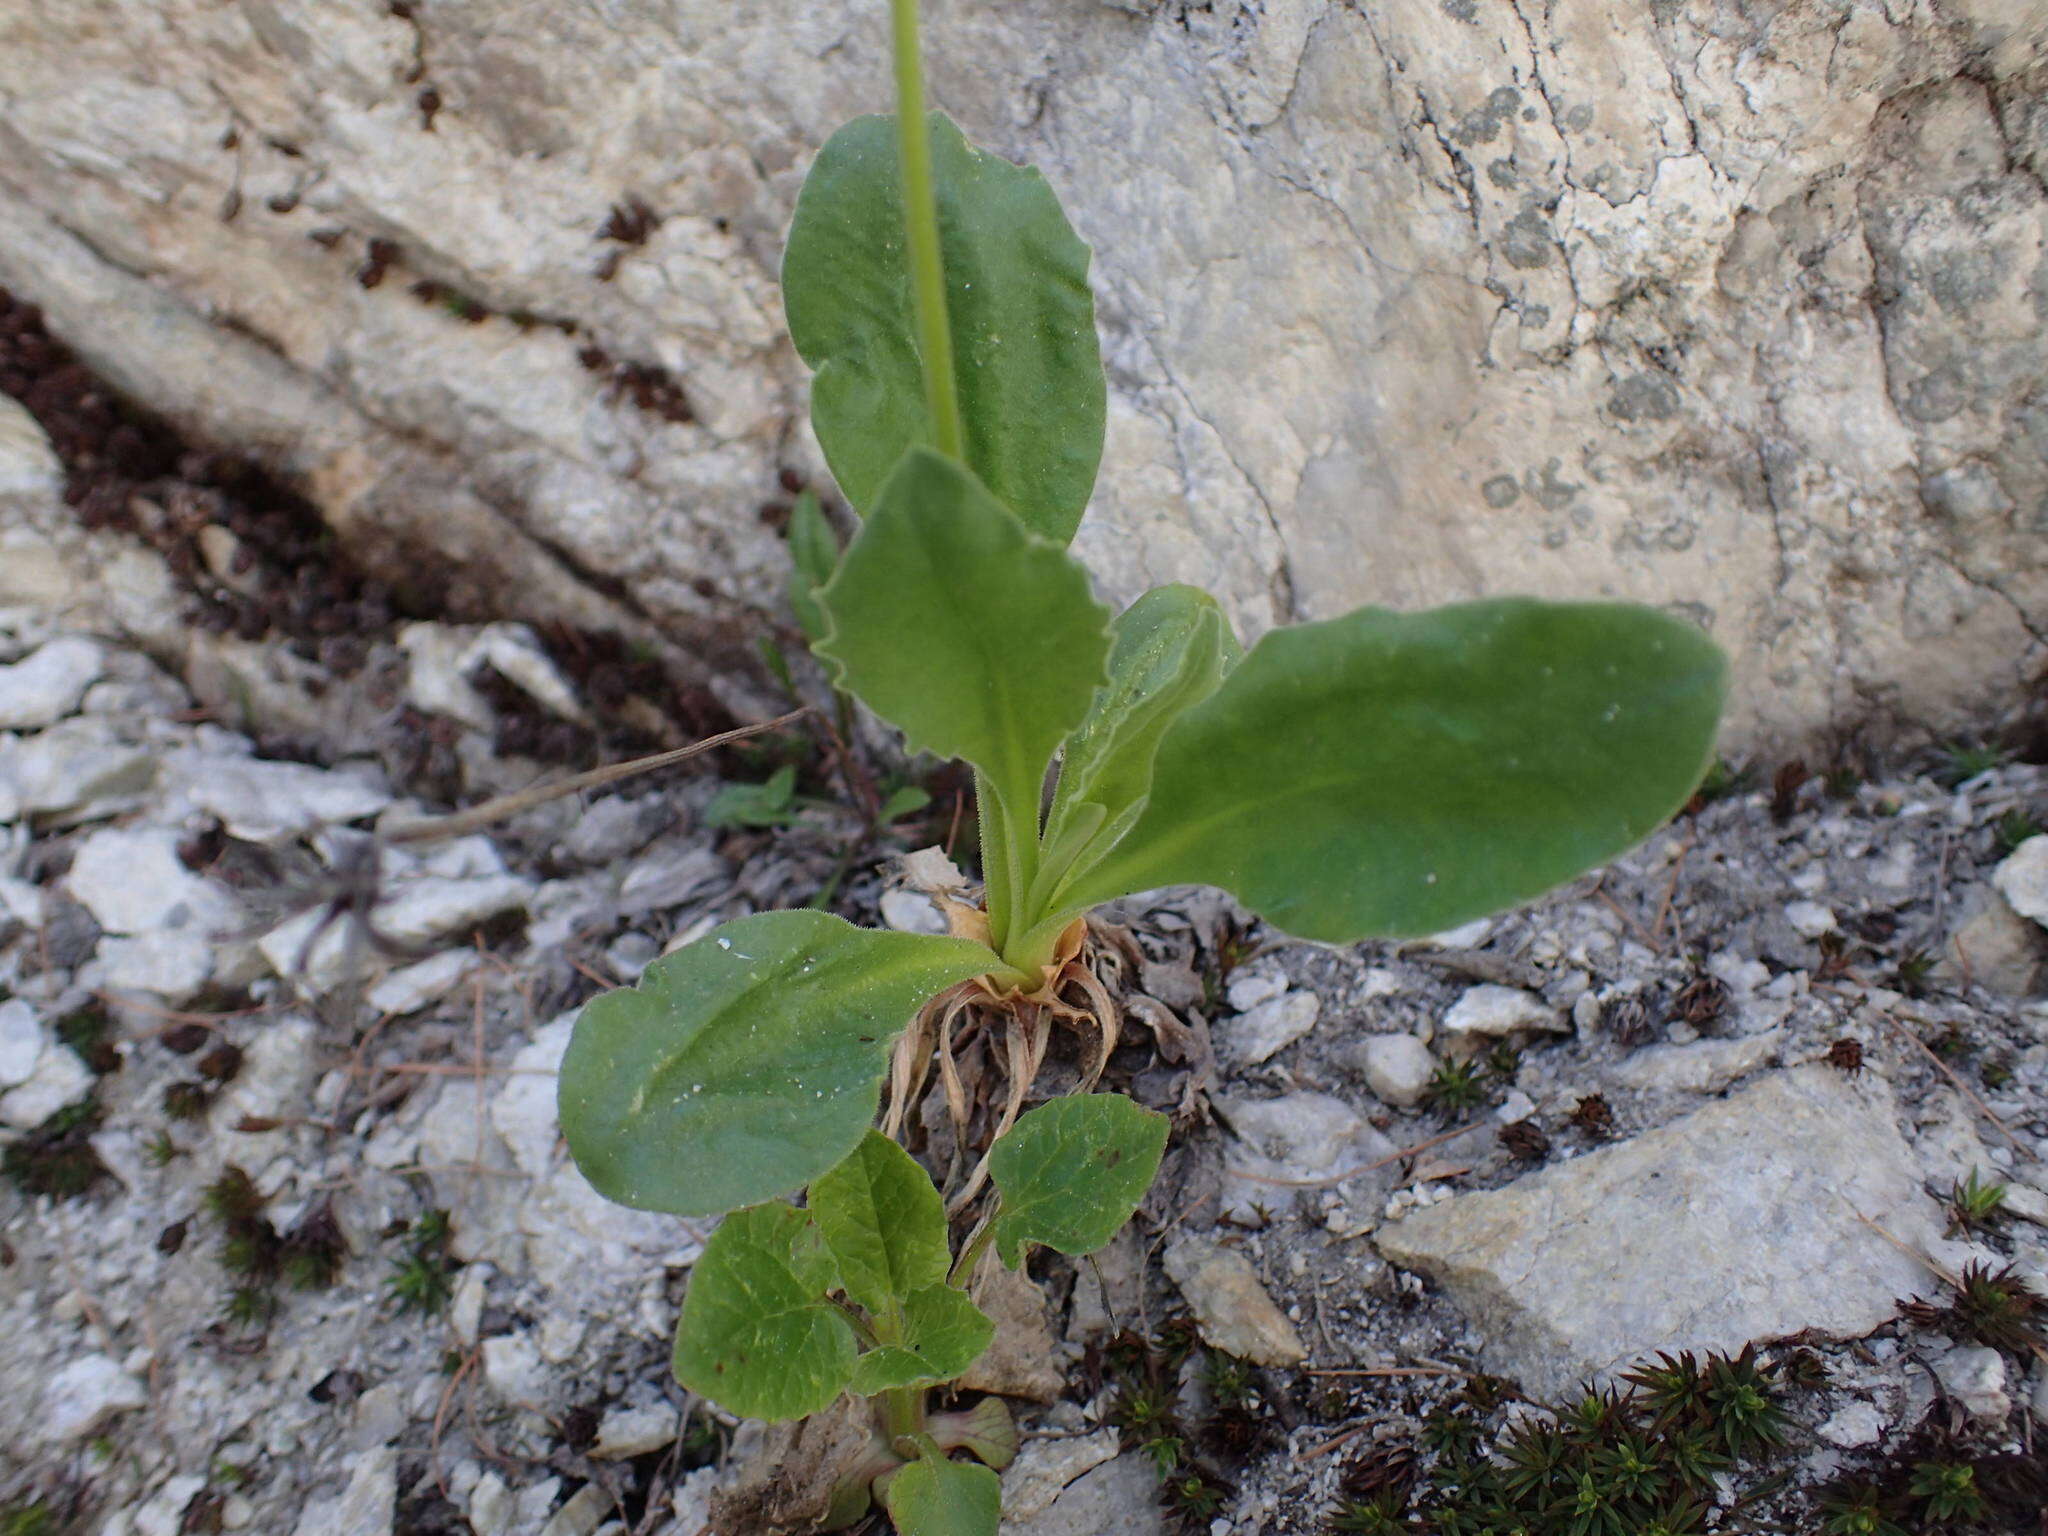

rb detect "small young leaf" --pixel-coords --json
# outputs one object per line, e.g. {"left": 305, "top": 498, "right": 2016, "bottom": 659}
{"left": 785, "top": 113, "right": 1106, "bottom": 546}
{"left": 786, "top": 490, "right": 839, "bottom": 643}
{"left": 1066, "top": 599, "right": 1728, "bottom": 940}
{"left": 1043, "top": 584, "right": 1241, "bottom": 894}
{"left": 558, "top": 911, "right": 997, "bottom": 1217}
{"left": 988, "top": 1094, "right": 1168, "bottom": 1268}
{"left": 671, "top": 1202, "right": 856, "bottom": 1421}
{"left": 701, "top": 764, "right": 802, "bottom": 829}
{"left": 847, "top": 1283, "right": 995, "bottom": 1394}
{"left": 815, "top": 448, "right": 1109, "bottom": 813}
{"left": 880, "top": 1444, "right": 1003, "bottom": 1536}
{"left": 809, "top": 1130, "right": 950, "bottom": 1314}
{"left": 878, "top": 785, "right": 933, "bottom": 824}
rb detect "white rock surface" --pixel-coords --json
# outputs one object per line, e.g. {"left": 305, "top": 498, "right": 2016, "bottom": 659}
{"left": 1227, "top": 989, "right": 1321, "bottom": 1064}
{"left": 1439, "top": 985, "right": 1562, "bottom": 1056}
{"left": 1609, "top": 1030, "right": 1782, "bottom": 1094}
{"left": 0, "top": 635, "right": 102, "bottom": 729}
{"left": 1352, "top": 1033, "right": 1437, "bottom": 1108}
{"left": 1000, "top": 1428, "right": 1123, "bottom": 1522}
{"left": 1816, "top": 1400, "right": 1886, "bottom": 1449}
{"left": 67, "top": 825, "right": 238, "bottom": 936}
{"left": 879, "top": 886, "right": 948, "bottom": 936}
{"left": 589, "top": 1402, "right": 677, "bottom": 1460}
{"left": 1, "top": 1036, "right": 93, "bottom": 1129}
{"left": 1943, "top": 884, "right": 2046, "bottom": 996}
{"left": 165, "top": 751, "right": 391, "bottom": 843}
{"left": 1936, "top": 1346, "right": 2011, "bottom": 1423}
{"left": 1162, "top": 1234, "right": 1307, "bottom": 1366}
{"left": 0, "top": 717, "right": 155, "bottom": 822}
{"left": 1376, "top": 1066, "right": 1953, "bottom": 1396}
{"left": 1212, "top": 1091, "right": 1397, "bottom": 1224}
{"left": 41, "top": 1353, "right": 148, "bottom": 1442}
{"left": 1994, "top": 837, "right": 2048, "bottom": 927}
{"left": 1002, "top": 1453, "right": 1165, "bottom": 1536}
{"left": 291, "top": 1446, "right": 396, "bottom": 1536}
{"left": 0, "top": 996, "right": 42, "bottom": 1086}
{"left": 1783, "top": 900, "right": 1838, "bottom": 940}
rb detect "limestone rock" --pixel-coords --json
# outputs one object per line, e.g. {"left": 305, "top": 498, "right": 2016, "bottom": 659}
{"left": 0, "top": 997, "right": 41, "bottom": 1087}
{"left": 7, "top": 3, "right": 2047, "bottom": 751}
{"left": 41, "top": 1354, "right": 148, "bottom": 1442}
{"left": 1935, "top": 1346, "right": 2010, "bottom": 1424}
{"left": 1375, "top": 1065, "right": 1949, "bottom": 1396}
{"left": 1942, "top": 885, "right": 2045, "bottom": 996}
{"left": 1609, "top": 1030, "right": 1781, "bottom": 1094}
{"left": 0, "top": 717, "right": 155, "bottom": 824}
{"left": 1002, "top": 1454, "right": 1164, "bottom": 1536}
{"left": 1226, "top": 989, "right": 1321, "bottom": 1064}
{"left": 1350, "top": 1032, "right": 1437, "bottom": 1107}
{"left": 1994, "top": 838, "right": 2048, "bottom": 927}
{"left": 0, "top": 636, "right": 102, "bottom": 729}
{"left": 1438, "top": 985, "right": 1562, "bottom": 1057}
{"left": 291, "top": 1446, "right": 397, "bottom": 1536}
{"left": 163, "top": 751, "right": 391, "bottom": 844}
{"left": 1, "top": 1033, "right": 93, "bottom": 1130}
{"left": 1162, "top": 1233, "right": 1307, "bottom": 1366}
{"left": 1212, "top": 1090, "right": 1397, "bottom": 1223}
{"left": 1000, "top": 1428, "right": 1123, "bottom": 1523}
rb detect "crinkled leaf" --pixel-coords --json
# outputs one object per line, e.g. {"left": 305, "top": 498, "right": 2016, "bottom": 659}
{"left": 810, "top": 1130, "right": 949, "bottom": 1314}
{"left": 815, "top": 448, "right": 1108, "bottom": 809}
{"left": 847, "top": 1284, "right": 995, "bottom": 1395}
{"left": 559, "top": 911, "right": 997, "bottom": 1217}
{"left": 786, "top": 490, "right": 839, "bottom": 643}
{"left": 671, "top": 1203, "right": 855, "bottom": 1421}
{"left": 1066, "top": 599, "right": 1728, "bottom": 940}
{"left": 880, "top": 1445, "right": 1003, "bottom": 1536}
{"left": 1044, "top": 584, "right": 1241, "bottom": 895}
{"left": 989, "top": 1095, "right": 1168, "bottom": 1268}
{"left": 784, "top": 112, "right": 1105, "bottom": 546}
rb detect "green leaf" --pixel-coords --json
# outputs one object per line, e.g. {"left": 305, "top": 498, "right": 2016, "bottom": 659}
{"left": 1043, "top": 585, "right": 1241, "bottom": 895}
{"left": 810, "top": 1131, "right": 950, "bottom": 1314}
{"left": 671, "top": 1202, "right": 856, "bottom": 1421}
{"left": 701, "top": 764, "right": 801, "bottom": 829}
{"left": 848, "top": 1284, "right": 996, "bottom": 1394}
{"left": 989, "top": 1094, "right": 1168, "bottom": 1268}
{"left": 815, "top": 448, "right": 1108, "bottom": 808}
{"left": 1065, "top": 599, "right": 1728, "bottom": 940}
{"left": 786, "top": 490, "right": 840, "bottom": 643}
{"left": 558, "top": 911, "right": 998, "bottom": 1217}
{"left": 880, "top": 1445, "right": 1003, "bottom": 1536}
{"left": 785, "top": 112, "right": 1106, "bottom": 546}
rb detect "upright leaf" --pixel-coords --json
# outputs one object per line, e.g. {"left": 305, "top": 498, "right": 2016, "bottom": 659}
{"left": 785, "top": 112, "right": 1106, "bottom": 545}
{"left": 989, "top": 1094, "right": 1168, "bottom": 1268}
{"left": 848, "top": 1284, "right": 996, "bottom": 1395}
{"left": 671, "top": 1203, "right": 856, "bottom": 1421}
{"left": 558, "top": 911, "right": 997, "bottom": 1217}
{"left": 810, "top": 1130, "right": 950, "bottom": 1314}
{"left": 815, "top": 448, "right": 1109, "bottom": 810}
{"left": 880, "top": 1444, "right": 1003, "bottom": 1536}
{"left": 1065, "top": 599, "right": 1728, "bottom": 940}
{"left": 1042, "top": 584, "right": 1241, "bottom": 894}
{"left": 786, "top": 490, "right": 840, "bottom": 643}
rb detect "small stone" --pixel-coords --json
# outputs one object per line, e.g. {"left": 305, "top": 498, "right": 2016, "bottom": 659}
{"left": 2001, "top": 1181, "right": 2048, "bottom": 1228}
{"left": 96, "top": 930, "right": 215, "bottom": 1000}
{"left": 616, "top": 839, "right": 724, "bottom": 915}
{"left": 67, "top": 826, "right": 238, "bottom": 937}
{"left": 1425, "top": 917, "right": 1494, "bottom": 949}
{"left": 1002, "top": 1454, "right": 1166, "bottom": 1536}
{"left": 1212, "top": 1092, "right": 1394, "bottom": 1223}
{"left": 563, "top": 796, "right": 663, "bottom": 865}
{"left": 590, "top": 1403, "right": 677, "bottom": 1460}
{"left": 292, "top": 1446, "right": 397, "bottom": 1536}
{"left": 959, "top": 1261, "right": 1066, "bottom": 1402}
{"left": 1351, "top": 1034, "right": 1436, "bottom": 1108}
{"left": 1001, "top": 1428, "right": 1123, "bottom": 1521}
{"left": 1609, "top": 1030, "right": 1781, "bottom": 1095}
{"left": 133, "top": 1475, "right": 209, "bottom": 1536}
{"left": 0, "top": 716, "right": 155, "bottom": 822}
{"left": 1228, "top": 990, "right": 1320, "bottom": 1064}
{"left": 1935, "top": 1345, "right": 2010, "bottom": 1423}
{"left": 0, "top": 636, "right": 103, "bottom": 729}
{"left": 1994, "top": 837, "right": 2048, "bottom": 926}
{"left": 1225, "top": 964, "right": 1287, "bottom": 1012}
{"left": 1162, "top": 1234, "right": 1306, "bottom": 1366}
{"left": 1816, "top": 1400, "right": 1886, "bottom": 1449}
{"left": 1783, "top": 900, "right": 1837, "bottom": 939}
{"left": 366, "top": 951, "right": 478, "bottom": 1016}
{"left": 1139, "top": 959, "right": 1205, "bottom": 1010}
{"left": 0, "top": 997, "right": 42, "bottom": 1086}
{"left": 481, "top": 1333, "right": 549, "bottom": 1406}
{"left": 1942, "top": 886, "right": 2045, "bottom": 997}
{"left": 879, "top": 886, "right": 948, "bottom": 935}
{"left": 41, "top": 1354, "right": 148, "bottom": 1441}
{"left": 1, "top": 1039, "right": 94, "bottom": 1129}
{"left": 538, "top": 1484, "right": 608, "bottom": 1536}
{"left": 169, "top": 753, "right": 390, "bottom": 844}
{"left": 1438, "top": 984, "right": 1561, "bottom": 1056}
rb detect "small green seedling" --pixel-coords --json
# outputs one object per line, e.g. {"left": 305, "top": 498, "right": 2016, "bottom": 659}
{"left": 557, "top": 2, "right": 1726, "bottom": 1530}
{"left": 1944, "top": 1166, "right": 2006, "bottom": 1235}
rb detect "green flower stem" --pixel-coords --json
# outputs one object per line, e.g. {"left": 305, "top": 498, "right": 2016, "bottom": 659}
{"left": 978, "top": 774, "right": 1043, "bottom": 960}
{"left": 883, "top": 1385, "right": 929, "bottom": 1449}
{"left": 889, "top": 0, "right": 964, "bottom": 460}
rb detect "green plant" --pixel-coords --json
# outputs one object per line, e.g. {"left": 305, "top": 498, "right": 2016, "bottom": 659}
{"left": 1424, "top": 1060, "right": 1489, "bottom": 1113}
{"left": 1945, "top": 1167, "right": 2007, "bottom": 1235}
{"left": 554, "top": 3, "right": 1726, "bottom": 1530}
{"left": 0, "top": 1502, "right": 53, "bottom": 1536}
{"left": 1935, "top": 742, "right": 2008, "bottom": 789}
{"left": 1818, "top": 1484, "right": 1907, "bottom": 1536}
{"left": 1993, "top": 807, "right": 2042, "bottom": 855}
{"left": 3, "top": 1096, "right": 109, "bottom": 1198}
{"left": 387, "top": 1208, "right": 457, "bottom": 1315}
{"left": 1908, "top": 1460, "right": 1985, "bottom": 1526}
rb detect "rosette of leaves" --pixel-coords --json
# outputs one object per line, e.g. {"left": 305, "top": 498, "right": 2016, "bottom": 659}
{"left": 556, "top": 1, "right": 1726, "bottom": 1531}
